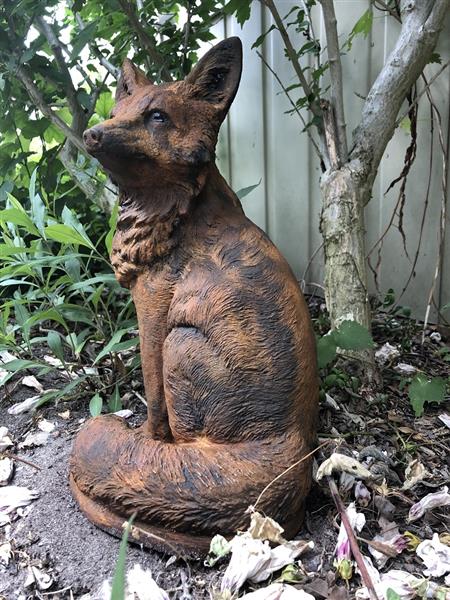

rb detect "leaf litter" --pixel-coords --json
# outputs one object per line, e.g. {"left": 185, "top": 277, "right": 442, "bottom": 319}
{"left": 0, "top": 299, "right": 449, "bottom": 598}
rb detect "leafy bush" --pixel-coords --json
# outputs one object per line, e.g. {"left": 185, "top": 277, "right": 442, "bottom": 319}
{"left": 0, "top": 169, "right": 138, "bottom": 412}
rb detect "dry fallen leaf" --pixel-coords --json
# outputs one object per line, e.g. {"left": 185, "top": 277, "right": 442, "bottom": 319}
{"left": 7, "top": 395, "right": 41, "bottom": 415}
{"left": 416, "top": 533, "right": 450, "bottom": 578}
{"left": 38, "top": 419, "right": 56, "bottom": 433}
{"left": 221, "top": 534, "right": 313, "bottom": 594}
{"left": 241, "top": 583, "right": 315, "bottom": 599}
{"left": 249, "top": 511, "right": 286, "bottom": 544}
{"left": 402, "top": 459, "right": 427, "bottom": 490}
{"left": 100, "top": 564, "right": 169, "bottom": 600}
{"left": 0, "top": 458, "right": 14, "bottom": 486}
{"left": 375, "top": 343, "right": 400, "bottom": 364}
{"left": 21, "top": 375, "right": 44, "bottom": 393}
{"left": 126, "top": 564, "right": 169, "bottom": 600}
{"left": 316, "top": 453, "right": 372, "bottom": 482}
{"left": 19, "top": 430, "right": 50, "bottom": 448}
{"left": 0, "top": 485, "right": 39, "bottom": 523}
{"left": 58, "top": 410, "right": 71, "bottom": 420}
{"left": 408, "top": 486, "right": 450, "bottom": 521}
{"left": 0, "top": 541, "right": 12, "bottom": 566}
{"left": 0, "top": 427, "right": 13, "bottom": 451}
{"left": 24, "top": 566, "right": 53, "bottom": 590}
{"left": 394, "top": 363, "right": 418, "bottom": 375}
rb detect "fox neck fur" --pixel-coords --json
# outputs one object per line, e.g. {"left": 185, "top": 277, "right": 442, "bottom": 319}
{"left": 111, "top": 163, "right": 243, "bottom": 287}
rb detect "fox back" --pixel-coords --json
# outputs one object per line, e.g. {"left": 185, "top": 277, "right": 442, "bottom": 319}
{"left": 71, "top": 37, "right": 319, "bottom": 554}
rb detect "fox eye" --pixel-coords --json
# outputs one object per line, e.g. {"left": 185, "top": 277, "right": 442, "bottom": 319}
{"left": 145, "top": 110, "right": 167, "bottom": 125}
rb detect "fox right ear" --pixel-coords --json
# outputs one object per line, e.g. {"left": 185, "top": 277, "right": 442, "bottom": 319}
{"left": 185, "top": 37, "right": 242, "bottom": 118}
{"left": 115, "top": 59, "right": 152, "bottom": 102}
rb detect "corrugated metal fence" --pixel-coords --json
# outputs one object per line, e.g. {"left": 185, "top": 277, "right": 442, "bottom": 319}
{"left": 210, "top": 1, "right": 449, "bottom": 321}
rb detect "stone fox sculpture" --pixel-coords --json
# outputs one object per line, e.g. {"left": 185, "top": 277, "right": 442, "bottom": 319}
{"left": 70, "top": 37, "right": 318, "bottom": 555}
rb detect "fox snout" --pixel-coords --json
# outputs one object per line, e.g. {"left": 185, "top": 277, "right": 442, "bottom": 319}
{"left": 83, "top": 126, "right": 103, "bottom": 153}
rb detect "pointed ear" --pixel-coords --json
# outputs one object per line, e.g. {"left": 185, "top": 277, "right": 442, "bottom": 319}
{"left": 185, "top": 37, "right": 242, "bottom": 117}
{"left": 115, "top": 58, "right": 152, "bottom": 102}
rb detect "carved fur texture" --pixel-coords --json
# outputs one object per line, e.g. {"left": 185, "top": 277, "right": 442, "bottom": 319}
{"left": 70, "top": 37, "right": 319, "bottom": 553}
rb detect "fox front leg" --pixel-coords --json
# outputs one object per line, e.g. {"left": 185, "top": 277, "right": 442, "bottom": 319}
{"left": 132, "top": 273, "right": 174, "bottom": 441}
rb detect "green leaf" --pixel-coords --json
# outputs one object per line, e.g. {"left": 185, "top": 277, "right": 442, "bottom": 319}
{"left": 25, "top": 309, "right": 68, "bottom": 331}
{"left": 105, "top": 199, "right": 119, "bottom": 255}
{"left": 108, "top": 384, "right": 122, "bottom": 412}
{"left": 44, "top": 224, "right": 94, "bottom": 248}
{"left": 61, "top": 206, "right": 93, "bottom": 247}
{"left": 71, "top": 21, "right": 98, "bottom": 60}
{"left": 110, "top": 514, "right": 135, "bottom": 600}
{"left": 89, "top": 393, "right": 103, "bottom": 417}
{"left": 408, "top": 376, "right": 446, "bottom": 417}
{"left": 236, "top": 179, "right": 262, "bottom": 200}
{"left": 223, "top": 0, "right": 252, "bottom": 26}
{"left": 351, "top": 9, "right": 373, "bottom": 37}
{"left": 428, "top": 52, "right": 442, "bottom": 65}
{"left": 0, "top": 244, "right": 30, "bottom": 257}
{"left": 317, "top": 333, "right": 337, "bottom": 369}
{"left": 251, "top": 25, "right": 276, "bottom": 49}
{"left": 386, "top": 589, "right": 401, "bottom": 600}
{"left": 0, "top": 208, "right": 40, "bottom": 236}
{"left": 36, "top": 376, "right": 88, "bottom": 407}
{"left": 334, "top": 320, "right": 374, "bottom": 351}
{"left": 67, "top": 274, "right": 118, "bottom": 292}
{"left": 205, "top": 534, "right": 231, "bottom": 567}
{"left": 275, "top": 563, "right": 302, "bottom": 584}
{"left": 29, "top": 167, "right": 37, "bottom": 201}
{"left": 345, "top": 9, "right": 373, "bottom": 51}
{"left": 47, "top": 331, "right": 65, "bottom": 362}
{"left": 95, "top": 91, "right": 114, "bottom": 119}
{"left": 93, "top": 329, "right": 131, "bottom": 364}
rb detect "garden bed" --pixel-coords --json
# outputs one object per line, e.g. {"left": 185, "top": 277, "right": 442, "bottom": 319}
{"left": 0, "top": 302, "right": 449, "bottom": 599}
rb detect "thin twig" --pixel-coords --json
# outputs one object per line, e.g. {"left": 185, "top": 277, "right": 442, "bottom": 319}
{"left": 261, "top": 0, "right": 321, "bottom": 120}
{"left": 328, "top": 477, "right": 379, "bottom": 600}
{"left": 319, "top": 0, "right": 348, "bottom": 164}
{"left": 391, "top": 92, "right": 434, "bottom": 307}
{"left": 422, "top": 83, "right": 448, "bottom": 341}
{"left": 35, "top": 15, "right": 86, "bottom": 130}
{"left": 12, "top": 64, "right": 85, "bottom": 153}
{"left": 256, "top": 50, "right": 324, "bottom": 164}
{"left": 3, "top": 451, "right": 41, "bottom": 471}
{"left": 252, "top": 440, "right": 330, "bottom": 510}
{"left": 71, "top": 9, "right": 120, "bottom": 79}
{"left": 117, "top": 0, "right": 172, "bottom": 81}
{"left": 302, "top": 241, "right": 324, "bottom": 283}
{"left": 395, "top": 60, "right": 450, "bottom": 127}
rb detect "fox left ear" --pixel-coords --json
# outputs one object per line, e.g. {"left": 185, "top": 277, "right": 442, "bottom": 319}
{"left": 185, "top": 37, "right": 242, "bottom": 118}
{"left": 116, "top": 58, "right": 152, "bottom": 102}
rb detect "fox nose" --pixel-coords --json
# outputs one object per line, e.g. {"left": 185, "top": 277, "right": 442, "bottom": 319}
{"left": 83, "top": 127, "right": 103, "bottom": 150}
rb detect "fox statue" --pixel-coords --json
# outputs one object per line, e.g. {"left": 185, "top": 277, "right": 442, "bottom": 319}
{"left": 70, "top": 37, "right": 318, "bottom": 555}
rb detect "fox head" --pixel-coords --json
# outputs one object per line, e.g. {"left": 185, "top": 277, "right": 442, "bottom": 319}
{"left": 83, "top": 38, "right": 242, "bottom": 195}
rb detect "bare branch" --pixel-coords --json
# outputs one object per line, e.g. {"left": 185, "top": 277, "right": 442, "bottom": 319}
{"left": 117, "top": 0, "right": 172, "bottom": 81}
{"left": 256, "top": 50, "right": 325, "bottom": 167}
{"left": 73, "top": 12, "right": 120, "bottom": 79}
{"left": 395, "top": 59, "right": 450, "bottom": 127}
{"left": 13, "top": 64, "right": 85, "bottom": 154}
{"left": 351, "top": 0, "right": 449, "bottom": 180}
{"left": 35, "top": 15, "right": 88, "bottom": 137}
{"left": 320, "top": 99, "right": 340, "bottom": 170}
{"left": 59, "top": 143, "right": 117, "bottom": 214}
{"left": 319, "top": 0, "right": 348, "bottom": 165}
{"left": 261, "top": 0, "right": 322, "bottom": 120}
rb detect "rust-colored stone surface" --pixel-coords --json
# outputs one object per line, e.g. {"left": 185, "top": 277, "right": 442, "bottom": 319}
{"left": 70, "top": 37, "right": 318, "bottom": 556}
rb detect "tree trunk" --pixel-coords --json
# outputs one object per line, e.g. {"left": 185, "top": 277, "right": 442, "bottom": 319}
{"left": 319, "top": 164, "right": 371, "bottom": 332}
